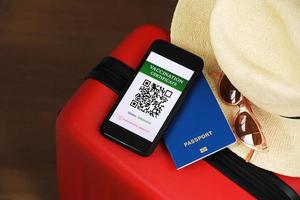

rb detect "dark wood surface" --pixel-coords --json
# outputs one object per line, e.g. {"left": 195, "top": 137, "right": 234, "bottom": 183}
{"left": 0, "top": 1, "right": 176, "bottom": 199}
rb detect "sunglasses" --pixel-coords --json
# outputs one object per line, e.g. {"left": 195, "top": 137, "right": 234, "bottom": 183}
{"left": 217, "top": 72, "right": 267, "bottom": 162}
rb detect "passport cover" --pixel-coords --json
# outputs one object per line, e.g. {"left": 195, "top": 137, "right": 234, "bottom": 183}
{"left": 163, "top": 73, "right": 236, "bottom": 169}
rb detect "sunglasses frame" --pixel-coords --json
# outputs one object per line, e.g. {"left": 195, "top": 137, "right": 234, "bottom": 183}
{"left": 233, "top": 100, "right": 267, "bottom": 151}
{"left": 216, "top": 72, "right": 267, "bottom": 160}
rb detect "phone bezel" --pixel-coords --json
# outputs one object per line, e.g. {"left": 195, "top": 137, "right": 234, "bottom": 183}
{"left": 100, "top": 40, "right": 203, "bottom": 156}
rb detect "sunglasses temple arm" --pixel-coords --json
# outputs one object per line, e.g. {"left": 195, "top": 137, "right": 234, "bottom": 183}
{"left": 207, "top": 71, "right": 222, "bottom": 80}
{"left": 245, "top": 149, "right": 255, "bottom": 162}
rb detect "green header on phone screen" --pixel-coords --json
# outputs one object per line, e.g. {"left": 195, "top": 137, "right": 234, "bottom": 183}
{"left": 140, "top": 61, "right": 188, "bottom": 91}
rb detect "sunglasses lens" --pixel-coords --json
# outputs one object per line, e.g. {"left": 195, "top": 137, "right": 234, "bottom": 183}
{"left": 220, "top": 75, "right": 242, "bottom": 104}
{"left": 235, "top": 112, "right": 262, "bottom": 146}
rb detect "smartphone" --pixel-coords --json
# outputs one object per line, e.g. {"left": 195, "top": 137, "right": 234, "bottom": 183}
{"left": 101, "top": 40, "right": 203, "bottom": 156}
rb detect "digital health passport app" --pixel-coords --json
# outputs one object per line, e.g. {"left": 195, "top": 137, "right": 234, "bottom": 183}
{"left": 109, "top": 52, "right": 194, "bottom": 142}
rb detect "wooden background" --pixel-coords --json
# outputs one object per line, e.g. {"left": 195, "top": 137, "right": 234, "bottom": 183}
{"left": 0, "top": 0, "right": 176, "bottom": 199}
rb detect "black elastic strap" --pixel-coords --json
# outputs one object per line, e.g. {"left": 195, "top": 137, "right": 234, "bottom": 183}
{"left": 87, "top": 57, "right": 134, "bottom": 95}
{"left": 206, "top": 149, "right": 300, "bottom": 200}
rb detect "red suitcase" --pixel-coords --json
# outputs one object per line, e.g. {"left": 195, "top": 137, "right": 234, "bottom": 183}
{"left": 56, "top": 25, "right": 300, "bottom": 200}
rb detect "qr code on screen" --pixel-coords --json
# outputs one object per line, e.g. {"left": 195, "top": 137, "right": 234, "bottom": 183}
{"left": 130, "top": 79, "right": 173, "bottom": 118}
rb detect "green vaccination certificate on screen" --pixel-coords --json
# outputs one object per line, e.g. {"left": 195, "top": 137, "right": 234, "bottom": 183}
{"left": 109, "top": 51, "right": 194, "bottom": 141}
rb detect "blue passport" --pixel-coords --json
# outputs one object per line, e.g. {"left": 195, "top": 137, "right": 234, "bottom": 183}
{"left": 163, "top": 73, "right": 236, "bottom": 169}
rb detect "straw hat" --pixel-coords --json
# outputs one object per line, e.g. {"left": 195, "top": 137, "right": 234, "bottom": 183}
{"left": 171, "top": 0, "right": 300, "bottom": 177}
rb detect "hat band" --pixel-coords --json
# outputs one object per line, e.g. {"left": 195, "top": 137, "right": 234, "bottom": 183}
{"left": 281, "top": 116, "right": 300, "bottom": 119}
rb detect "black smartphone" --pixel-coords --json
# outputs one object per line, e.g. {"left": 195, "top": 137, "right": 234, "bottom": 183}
{"left": 101, "top": 40, "right": 203, "bottom": 156}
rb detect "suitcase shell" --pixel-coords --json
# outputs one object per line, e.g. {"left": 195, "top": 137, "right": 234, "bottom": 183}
{"left": 56, "top": 25, "right": 300, "bottom": 200}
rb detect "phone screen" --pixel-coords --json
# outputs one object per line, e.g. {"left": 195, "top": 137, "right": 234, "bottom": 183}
{"left": 109, "top": 51, "right": 195, "bottom": 142}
